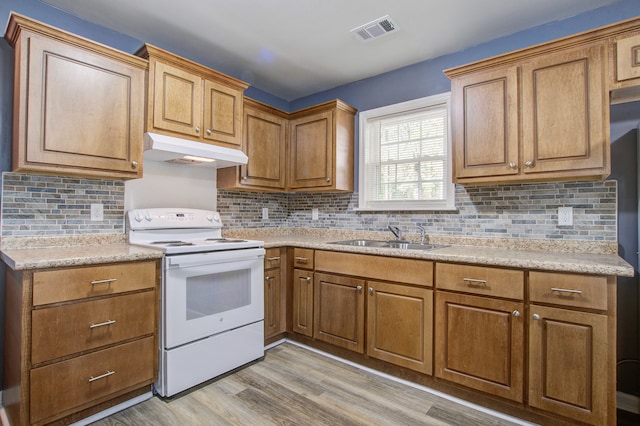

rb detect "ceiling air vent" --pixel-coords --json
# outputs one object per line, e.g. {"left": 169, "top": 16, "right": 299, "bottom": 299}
{"left": 350, "top": 15, "right": 398, "bottom": 42}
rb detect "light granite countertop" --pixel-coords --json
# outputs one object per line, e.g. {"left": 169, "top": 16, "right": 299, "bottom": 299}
{"left": 0, "top": 230, "right": 634, "bottom": 277}
{"left": 0, "top": 234, "right": 163, "bottom": 270}
{"left": 224, "top": 228, "right": 635, "bottom": 277}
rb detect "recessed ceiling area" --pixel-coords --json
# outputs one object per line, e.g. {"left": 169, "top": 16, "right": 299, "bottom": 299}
{"left": 41, "top": 0, "right": 621, "bottom": 101}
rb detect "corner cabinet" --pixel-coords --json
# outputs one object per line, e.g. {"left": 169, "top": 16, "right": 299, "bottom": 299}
{"left": 5, "top": 13, "right": 146, "bottom": 179}
{"left": 217, "top": 98, "right": 288, "bottom": 190}
{"left": 137, "top": 44, "right": 248, "bottom": 148}
{"left": 218, "top": 98, "right": 357, "bottom": 193}
{"left": 288, "top": 100, "right": 356, "bottom": 192}
{"left": 447, "top": 40, "right": 609, "bottom": 185}
{"left": 3, "top": 260, "right": 160, "bottom": 426}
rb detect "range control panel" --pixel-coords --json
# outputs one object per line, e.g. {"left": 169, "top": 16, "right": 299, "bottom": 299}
{"left": 127, "top": 208, "right": 222, "bottom": 230}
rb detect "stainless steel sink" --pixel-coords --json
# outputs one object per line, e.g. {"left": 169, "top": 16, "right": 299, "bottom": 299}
{"left": 328, "top": 239, "right": 447, "bottom": 251}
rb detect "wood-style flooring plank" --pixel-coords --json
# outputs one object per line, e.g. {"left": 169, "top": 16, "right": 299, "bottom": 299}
{"left": 90, "top": 342, "right": 524, "bottom": 426}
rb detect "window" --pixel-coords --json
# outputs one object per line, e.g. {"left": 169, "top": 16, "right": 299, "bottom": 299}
{"left": 358, "top": 93, "right": 455, "bottom": 211}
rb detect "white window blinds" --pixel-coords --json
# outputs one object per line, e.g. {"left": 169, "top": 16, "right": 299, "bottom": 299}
{"left": 359, "top": 93, "right": 454, "bottom": 211}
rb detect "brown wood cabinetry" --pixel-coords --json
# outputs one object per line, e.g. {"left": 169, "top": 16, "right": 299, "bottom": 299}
{"left": 2, "top": 260, "right": 159, "bottom": 426}
{"left": 367, "top": 281, "right": 433, "bottom": 375}
{"left": 288, "top": 100, "right": 356, "bottom": 192}
{"left": 528, "top": 305, "right": 608, "bottom": 425}
{"left": 5, "top": 13, "right": 146, "bottom": 180}
{"left": 138, "top": 44, "right": 248, "bottom": 148}
{"left": 435, "top": 291, "right": 524, "bottom": 402}
{"left": 314, "top": 273, "right": 365, "bottom": 353}
{"left": 447, "top": 41, "right": 609, "bottom": 184}
{"left": 218, "top": 98, "right": 288, "bottom": 190}
{"left": 264, "top": 248, "right": 286, "bottom": 341}
{"left": 292, "top": 268, "right": 314, "bottom": 337}
{"left": 219, "top": 98, "right": 356, "bottom": 192}
{"left": 609, "top": 19, "right": 640, "bottom": 103}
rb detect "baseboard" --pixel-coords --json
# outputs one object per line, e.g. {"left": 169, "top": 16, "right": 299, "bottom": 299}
{"left": 617, "top": 391, "right": 640, "bottom": 414}
{"left": 69, "top": 391, "right": 153, "bottom": 426}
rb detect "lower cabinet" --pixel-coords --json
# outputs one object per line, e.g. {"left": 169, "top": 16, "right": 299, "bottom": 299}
{"left": 264, "top": 248, "right": 285, "bottom": 341}
{"left": 435, "top": 291, "right": 524, "bottom": 402}
{"left": 528, "top": 305, "right": 608, "bottom": 425}
{"left": 367, "top": 281, "right": 433, "bottom": 375}
{"left": 292, "top": 268, "right": 314, "bottom": 337}
{"left": 314, "top": 273, "right": 365, "bottom": 353}
{"left": 3, "top": 260, "right": 159, "bottom": 426}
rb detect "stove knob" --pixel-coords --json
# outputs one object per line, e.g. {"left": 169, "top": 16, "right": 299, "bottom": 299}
{"left": 212, "top": 213, "right": 221, "bottom": 223}
{"left": 134, "top": 213, "right": 143, "bottom": 222}
{"left": 144, "top": 212, "right": 152, "bottom": 222}
{"left": 206, "top": 214, "right": 213, "bottom": 222}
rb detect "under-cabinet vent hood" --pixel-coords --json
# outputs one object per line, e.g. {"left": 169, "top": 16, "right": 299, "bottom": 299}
{"left": 143, "top": 132, "right": 248, "bottom": 168}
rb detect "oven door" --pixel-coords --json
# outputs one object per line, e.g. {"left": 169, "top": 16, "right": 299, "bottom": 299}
{"left": 163, "top": 247, "right": 265, "bottom": 349}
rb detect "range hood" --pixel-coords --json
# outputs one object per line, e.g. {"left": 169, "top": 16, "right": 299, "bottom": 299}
{"left": 143, "top": 132, "right": 248, "bottom": 168}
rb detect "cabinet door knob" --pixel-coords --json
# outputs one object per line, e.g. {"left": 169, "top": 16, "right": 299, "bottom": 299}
{"left": 242, "top": 176, "right": 248, "bottom": 180}
{"left": 206, "top": 128, "right": 212, "bottom": 135}
{"left": 368, "top": 287, "right": 373, "bottom": 295}
{"left": 305, "top": 277, "right": 311, "bottom": 282}
{"left": 131, "top": 161, "right": 138, "bottom": 169}
{"left": 195, "top": 126, "right": 200, "bottom": 133}
{"left": 532, "top": 313, "right": 541, "bottom": 320}
{"left": 508, "top": 162, "right": 517, "bottom": 169}
{"left": 524, "top": 160, "right": 533, "bottom": 167}
{"left": 326, "top": 178, "right": 331, "bottom": 182}
{"left": 356, "top": 285, "right": 362, "bottom": 292}
{"left": 512, "top": 310, "right": 520, "bottom": 317}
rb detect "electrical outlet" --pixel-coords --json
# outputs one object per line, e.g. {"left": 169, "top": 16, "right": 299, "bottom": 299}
{"left": 262, "top": 207, "right": 269, "bottom": 220}
{"left": 312, "top": 208, "right": 319, "bottom": 220}
{"left": 558, "top": 206, "right": 573, "bottom": 226}
{"left": 90, "top": 203, "right": 103, "bottom": 221}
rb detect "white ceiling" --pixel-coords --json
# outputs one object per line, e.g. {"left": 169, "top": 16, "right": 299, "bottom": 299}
{"left": 42, "top": 0, "right": 620, "bottom": 101}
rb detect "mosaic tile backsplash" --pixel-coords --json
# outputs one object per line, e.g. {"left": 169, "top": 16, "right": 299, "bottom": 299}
{"left": 0, "top": 171, "right": 617, "bottom": 242}
{"left": 1, "top": 173, "right": 125, "bottom": 236}
{"left": 219, "top": 180, "right": 618, "bottom": 242}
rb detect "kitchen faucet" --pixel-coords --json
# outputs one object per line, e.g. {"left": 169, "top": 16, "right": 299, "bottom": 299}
{"left": 417, "top": 225, "right": 426, "bottom": 245}
{"left": 388, "top": 225, "right": 403, "bottom": 241}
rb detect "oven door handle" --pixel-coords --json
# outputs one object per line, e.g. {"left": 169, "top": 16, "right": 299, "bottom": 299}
{"left": 166, "top": 248, "right": 265, "bottom": 269}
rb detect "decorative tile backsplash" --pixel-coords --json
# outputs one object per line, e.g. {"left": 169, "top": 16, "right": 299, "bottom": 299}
{"left": 218, "top": 180, "right": 618, "bottom": 242}
{"left": 0, "top": 172, "right": 617, "bottom": 242}
{"left": 1, "top": 172, "right": 125, "bottom": 236}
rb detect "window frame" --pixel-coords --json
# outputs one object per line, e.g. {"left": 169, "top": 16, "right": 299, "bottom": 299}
{"left": 356, "top": 92, "right": 456, "bottom": 212}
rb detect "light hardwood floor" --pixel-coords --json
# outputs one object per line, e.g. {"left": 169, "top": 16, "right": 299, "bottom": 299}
{"left": 91, "top": 342, "right": 528, "bottom": 426}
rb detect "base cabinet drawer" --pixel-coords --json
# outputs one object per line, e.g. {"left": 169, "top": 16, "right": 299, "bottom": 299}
{"left": 31, "top": 291, "right": 156, "bottom": 364}
{"left": 30, "top": 336, "right": 155, "bottom": 424}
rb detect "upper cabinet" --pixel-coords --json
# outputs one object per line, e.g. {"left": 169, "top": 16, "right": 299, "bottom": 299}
{"left": 447, "top": 39, "right": 609, "bottom": 185}
{"left": 218, "top": 98, "right": 356, "bottom": 192}
{"left": 5, "top": 14, "right": 147, "bottom": 180}
{"left": 446, "top": 16, "right": 640, "bottom": 185}
{"left": 137, "top": 44, "right": 249, "bottom": 148}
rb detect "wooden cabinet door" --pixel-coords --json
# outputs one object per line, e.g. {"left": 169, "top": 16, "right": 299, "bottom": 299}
{"left": 521, "top": 42, "right": 608, "bottom": 176}
{"left": 435, "top": 291, "right": 524, "bottom": 402}
{"left": 313, "top": 273, "right": 365, "bottom": 353}
{"left": 615, "top": 31, "right": 640, "bottom": 83}
{"left": 152, "top": 60, "right": 203, "bottom": 137}
{"left": 289, "top": 110, "right": 334, "bottom": 189}
{"left": 264, "top": 267, "right": 283, "bottom": 339}
{"left": 292, "top": 269, "right": 314, "bottom": 337}
{"left": 451, "top": 66, "right": 519, "bottom": 181}
{"left": 367, "top": 281, "right": 433, "bottom": 374}
{"left": 203, "top": 79, "right": 243, "bottom": 146}
{"left": 241, "top": 102, "right": 287, "bottom": 189}
{"left": 529, "top": 305, "right": 608, "bottom": 425}
{"left": 19, "top": 34, "right": 144, "bottom": 178}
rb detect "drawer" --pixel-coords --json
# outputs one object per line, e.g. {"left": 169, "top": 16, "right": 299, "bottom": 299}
{"left": 264, "top": 248, "right": 282, "bottom": 269}
{"left": 315, "top": 251, "right": 433, "bottom": 287}
{"left": 436, "top": 263, "right": 524, "bottom": 300}
{"left": 293, "top": 248, "right": 314, "bottom": 269}
{"left": 529, "top": 271, "right": 608, "bottom": 310}
{"left": 33, "top": 261, "right": 157, "bottom": 306}
{"left": 30, "top": 336, "right": 155, "bottom": 424}
{"left": 31, "top": 291, "right": 156, "bottom": 364}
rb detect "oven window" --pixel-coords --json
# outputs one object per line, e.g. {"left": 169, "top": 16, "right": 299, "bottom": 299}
{"left": 185, "top": 269, "right": 252, "bottom": 320}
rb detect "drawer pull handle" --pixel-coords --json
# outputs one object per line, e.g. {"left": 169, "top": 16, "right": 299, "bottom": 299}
{"left": 463, "top": 278, "right": 487, "bottom": 286}
{"left": 267, "top": 257, "right": 281, "bottom": 261}
{"left": 91, "top": 278, "right": 117, "bottom": 285}
{"left": 295, "top": 257, "right": 309, "bottom": 263}
{"left": 89, "top": 370, "right": 115, "bottom": 382}
{"left": 90, "top": 319, "right": 116, "bottom": 329}
{"left": 551, "top": 287, "right": 583, "bottom": 295}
